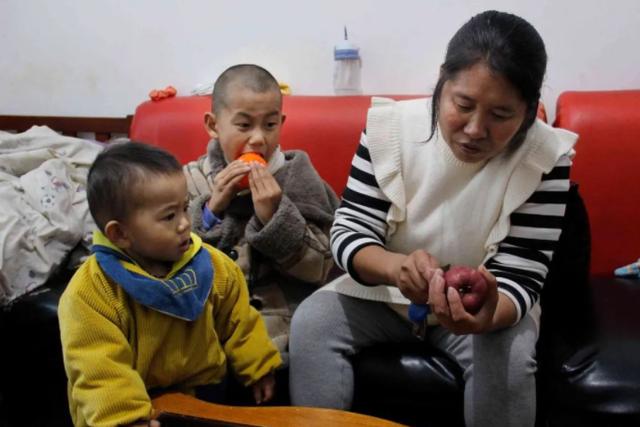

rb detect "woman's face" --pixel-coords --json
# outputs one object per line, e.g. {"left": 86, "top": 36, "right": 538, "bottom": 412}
{"left": 438, "top": 61, "right": 528, "bottom": 163}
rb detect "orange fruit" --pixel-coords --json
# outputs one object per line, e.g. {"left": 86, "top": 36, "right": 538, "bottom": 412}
{"left": 237, "top": 152, "right": 267, "bottom": 189}
{"left": 238, "top": 152, "right": 267, "bottom": 165}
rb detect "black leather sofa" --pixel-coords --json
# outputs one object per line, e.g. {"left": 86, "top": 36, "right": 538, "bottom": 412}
{"left": 0, "top": 269, "right": 74, "bottom": 427}
{"left": 350, "top": 185, "right": 640, "bottom": 427}
{"left": 2, "top": 185, "right": 639, "bottom": 427}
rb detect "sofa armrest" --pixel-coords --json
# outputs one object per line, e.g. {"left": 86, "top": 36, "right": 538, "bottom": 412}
{"left": 0, "top": 270, "right": 74, "bottom": 427}
{"left": 540, "top": 276, "right": 640, "bottom": 424}
{"left": 590, "top": 276, "right": 640, "bottom": 340}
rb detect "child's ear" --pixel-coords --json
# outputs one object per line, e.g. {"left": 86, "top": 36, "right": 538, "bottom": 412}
{"left": 204, "top": 112, "right": 219, "bottom": 139}
{"left": 104, "top": 220, "right": 131, "bottom": 249}
{"left": 280, "top": 114, "right": 287, "bottom": 126}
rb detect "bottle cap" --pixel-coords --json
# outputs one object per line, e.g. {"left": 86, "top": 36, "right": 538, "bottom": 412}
{"left": 334, "top": 26, "right": 360, "bottom": 60}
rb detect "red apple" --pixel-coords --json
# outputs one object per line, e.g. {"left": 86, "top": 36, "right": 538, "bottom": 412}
{"left": 444, "top": 265, "right": 488, "bottom": 314}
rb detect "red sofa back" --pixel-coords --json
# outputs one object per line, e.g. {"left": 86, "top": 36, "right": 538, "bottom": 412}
{"left": 130, "top": 93, "right": 628, "bottom": 276}
{"left": 130, "top": 95, "right": 546, "bottom": 197}
{"left": 554, "top": 90, "right": 640, "bottom": 276}
{"left": 130, "top": 95, "right": 211, "bottom": 164}
{"left": 130, "top": 95, "right": 424, "bottom": 196}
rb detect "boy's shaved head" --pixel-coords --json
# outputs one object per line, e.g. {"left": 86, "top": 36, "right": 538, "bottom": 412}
{"left": 212, "top": 64, "right": 282, "bottom": 114}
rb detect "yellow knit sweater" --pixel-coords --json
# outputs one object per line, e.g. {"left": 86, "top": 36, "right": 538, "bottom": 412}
{"left": 58, "top": 236, "right": 281, "bottom": 427}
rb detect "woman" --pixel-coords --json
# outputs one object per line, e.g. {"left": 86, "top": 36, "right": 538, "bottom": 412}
{"left": 289, "top": 10, "right": 577, "bottom": 427}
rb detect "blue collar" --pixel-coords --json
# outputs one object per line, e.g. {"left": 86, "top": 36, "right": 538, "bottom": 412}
{"left": 92, "top": 233, "right": 213, "bottom": 321}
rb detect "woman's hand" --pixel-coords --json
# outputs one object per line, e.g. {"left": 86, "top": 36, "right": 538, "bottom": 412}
{"left": 248, "top": 162, "right": 282, "bottom": 225}
{"left": 427, "top": 265, "right": 499, "bottom": 334}
{"left": 207, "top": 160, "right": 252, "bottom": 214}
{"left": 389, "top": 249, "right": 440, "bottom": 304}
{"left": 252, "top": 372, "right": 276, "bottom": 404}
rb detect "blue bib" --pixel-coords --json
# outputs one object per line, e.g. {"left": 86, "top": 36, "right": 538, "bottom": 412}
{"left": 92, "top": 243, "right": 213, "bottom": 321}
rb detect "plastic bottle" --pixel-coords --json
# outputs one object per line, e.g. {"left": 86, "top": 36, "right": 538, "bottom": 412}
{"left": 333, "top": 26, "right": 362, "bottom": 95}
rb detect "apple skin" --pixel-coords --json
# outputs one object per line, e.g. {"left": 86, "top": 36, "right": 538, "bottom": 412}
{"left": 444, "top": 266, "right": 488, "bottom": 314}
{"left": 237, "top": 152, "right": 267, "bottom": 190}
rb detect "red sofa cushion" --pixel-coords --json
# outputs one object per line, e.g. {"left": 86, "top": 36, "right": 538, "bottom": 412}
{"left": 554, "top": 90, "right": 640, "bottom": 275}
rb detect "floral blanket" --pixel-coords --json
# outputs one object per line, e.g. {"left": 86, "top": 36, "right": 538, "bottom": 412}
{"left": 0, "top": 126, "right": 103, "bottom": 305}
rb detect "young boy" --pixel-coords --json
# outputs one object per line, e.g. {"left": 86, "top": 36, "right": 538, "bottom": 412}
{"left": 58, "top": 141, "right": 281, "bottom": 427}
{"left": 184, "top": 64, "right": 339, "bottom": 363}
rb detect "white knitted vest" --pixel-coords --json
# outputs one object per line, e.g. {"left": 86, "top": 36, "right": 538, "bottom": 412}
{"left": 324, "top": 97, "right": 577, "bottom": 306}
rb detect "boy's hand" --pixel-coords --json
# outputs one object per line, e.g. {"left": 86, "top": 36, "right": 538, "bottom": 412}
{"left": 252, "top": 372, "right": 276, "bottom": 404}
{"left": 207, "top": 160, "right": 252, "bottom": 214}
{"left": 248, "top": 162, "right": 282, "bottom": 225}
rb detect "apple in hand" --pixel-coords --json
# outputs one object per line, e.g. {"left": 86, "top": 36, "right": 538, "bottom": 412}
{"left": 237, "top": 152, "right": 267, "bottom": 190}
{"left": 444, "top": 266, "right": 488, "bottom": 314}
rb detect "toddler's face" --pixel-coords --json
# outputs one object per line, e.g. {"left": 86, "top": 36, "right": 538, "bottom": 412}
{"left": 205, "top": 85, "right": 284, "bottom": 163}
{"left": 119, "top": 172, "right": 192, "bottom": 277}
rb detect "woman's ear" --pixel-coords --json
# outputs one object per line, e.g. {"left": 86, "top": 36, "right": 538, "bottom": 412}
{"left": 204, "top": 112, "right": 219, "bottom": 139}
{"left": 104, "top": 220, "right": 131, "bottom": 249}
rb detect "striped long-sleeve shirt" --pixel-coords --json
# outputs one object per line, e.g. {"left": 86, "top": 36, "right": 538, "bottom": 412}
{"left": 330, "top": 133, "right": 571, "bottom": 321}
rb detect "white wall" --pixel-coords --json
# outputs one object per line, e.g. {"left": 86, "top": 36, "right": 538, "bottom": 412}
{"left": 2, "top": 0, "right": 639, "bottom": 120}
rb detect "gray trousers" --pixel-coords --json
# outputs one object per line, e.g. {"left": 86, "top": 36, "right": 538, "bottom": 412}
{"left": 289, "top": 291, "right": 538, "bottom": 427}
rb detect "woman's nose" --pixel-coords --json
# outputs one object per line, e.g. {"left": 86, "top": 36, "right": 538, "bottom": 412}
{"left": 463, "top": 113, "right": 488, "bottom": 140}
